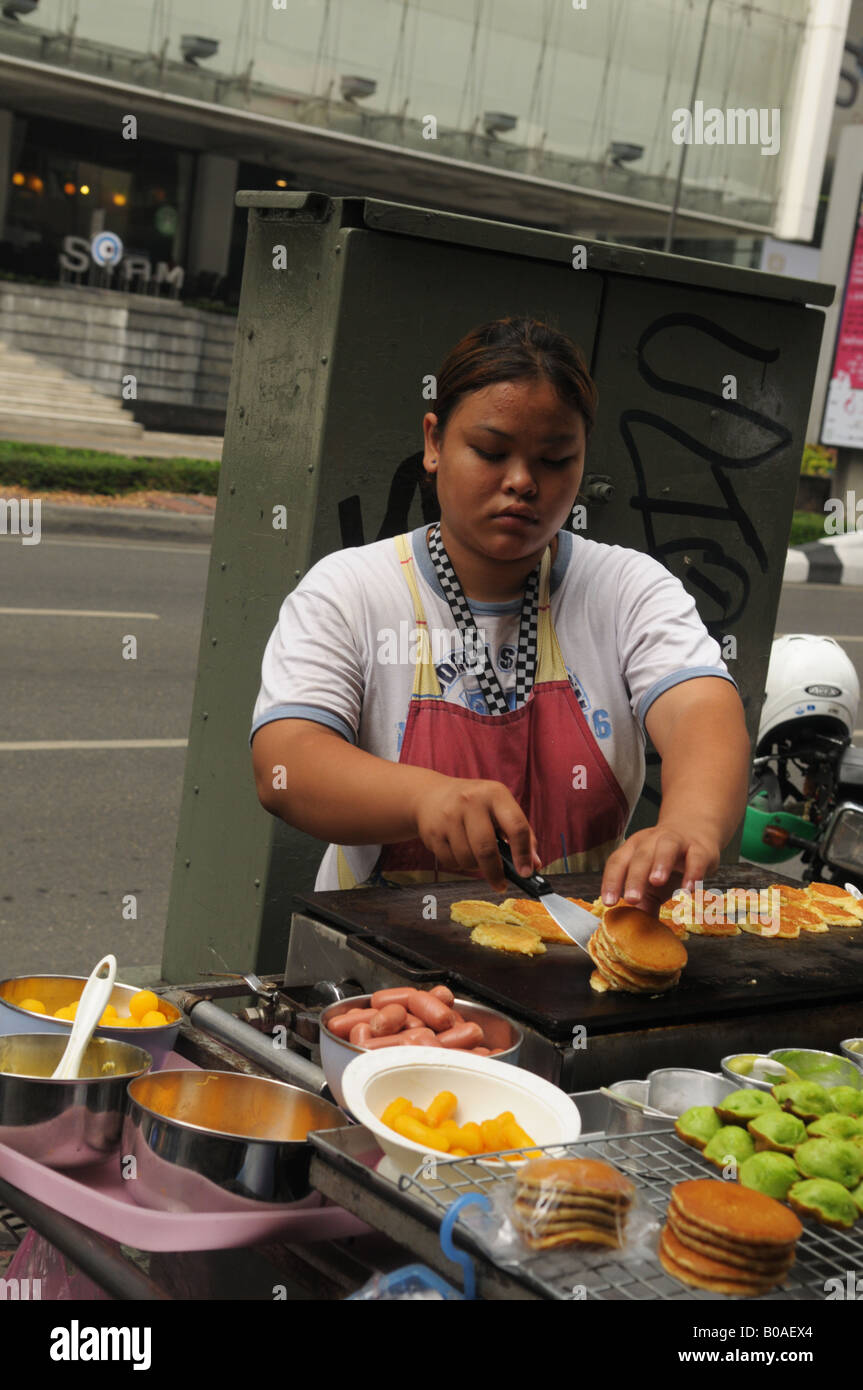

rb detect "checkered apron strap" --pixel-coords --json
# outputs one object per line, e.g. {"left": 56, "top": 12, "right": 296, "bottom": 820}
{"left": 427, "top": 522, "right": 541, "bottom": 714}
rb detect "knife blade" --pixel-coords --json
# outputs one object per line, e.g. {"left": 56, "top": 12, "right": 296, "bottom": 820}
{"left": 495, "top": 836, "right": 599, "bottom": 955}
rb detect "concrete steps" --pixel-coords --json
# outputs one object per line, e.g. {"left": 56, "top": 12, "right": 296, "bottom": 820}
{"left": 0, "top": 340, "right": 146, "bottom": 444}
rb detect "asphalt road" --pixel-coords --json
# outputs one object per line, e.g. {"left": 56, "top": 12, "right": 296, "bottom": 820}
{"left": 1, "top": 530, "right": 862, "bottom": 978}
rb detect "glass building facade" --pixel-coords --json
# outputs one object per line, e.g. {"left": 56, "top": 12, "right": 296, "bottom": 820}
{"left": 0, "top": 0, "right": 838, "bottom": 303}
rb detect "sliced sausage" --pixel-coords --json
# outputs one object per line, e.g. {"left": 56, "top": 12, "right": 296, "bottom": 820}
{"left": 369, "top": 1004, "right": 407, "bottom": 1037}
{"left": 437, "top": 1021, "right": 484, "bottom": 1050}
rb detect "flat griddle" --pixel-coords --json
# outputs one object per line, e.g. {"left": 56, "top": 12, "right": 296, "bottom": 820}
{"left": 293, "top": 866, "right": 863, "bottom": 1042}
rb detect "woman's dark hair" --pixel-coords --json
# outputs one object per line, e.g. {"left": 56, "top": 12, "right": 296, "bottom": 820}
{"left": 421, "top": 315, "right": 597, "bottom": 504}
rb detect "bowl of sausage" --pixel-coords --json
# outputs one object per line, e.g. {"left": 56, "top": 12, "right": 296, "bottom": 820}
{"left": 319, "top": 986, "right": 522, "bottom": 1111}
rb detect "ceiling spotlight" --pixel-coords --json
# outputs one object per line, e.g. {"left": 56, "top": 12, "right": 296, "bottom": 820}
{"left": 609, "top": 141, "right": 644, "bottom": 170}
{"left": 483, "top": 111, "right": 518, "bottom": 138}
{"left": 1, "top": 0, "right": 40, "bottom": 20}
{"left": 181, "top": 35, "right": 220, "bottom": 67}
{"left": 340, "top": 75, "right": 377, "bottom": 103}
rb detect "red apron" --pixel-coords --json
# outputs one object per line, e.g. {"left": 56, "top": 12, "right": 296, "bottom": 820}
{"left": 367, "top": 530, "right": 630, "bottom": 887}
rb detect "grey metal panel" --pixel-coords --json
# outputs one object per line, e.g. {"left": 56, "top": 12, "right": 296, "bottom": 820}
{"left": 161, "top": 192, "right": 830, "bottom": 980}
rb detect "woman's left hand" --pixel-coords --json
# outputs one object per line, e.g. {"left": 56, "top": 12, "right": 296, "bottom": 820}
{"left": 599, "top": 822, "right": 721, "bottom": 917}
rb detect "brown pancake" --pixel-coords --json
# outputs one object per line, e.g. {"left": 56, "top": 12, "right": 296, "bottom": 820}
{"left": 671, "top": 1179, "right": 802, "bottom": 1247}
{"left": 601, "top": 905, "right": 688, "bottom": 974}
{"left": 524, "top": 1226, "right": 623, "bottom": 1250}
{"left": 587, "top": 934, "right": 651, "bottom": 992}
{"left": 589, "top": 970, "right": 612, "bottom": 993}
{"left": 807, "top": 883, "right": 863, "bottom": 919}
{"left": 591, "top": 929, "right": 680, "bottom": 990}
{"left": 450, "top": 900, "right": 516, "bottom": 928}
{"left": 517, "top": 1158, "right": 635, "bottom": 1199}
{"left": 667, "top": 1209, "right": 795, "bottom": 1273}
{"left": 659, "top": 1229, "right": 787, "bottom": 1295}
{"left": 469, "top": 922, "right": 545, "bottom": 956}
{"left": 661, "top": 1224, "right": 790, "bottom": 1284}
{"left": 499, "top": 898, "right": 582, "bottom": 946}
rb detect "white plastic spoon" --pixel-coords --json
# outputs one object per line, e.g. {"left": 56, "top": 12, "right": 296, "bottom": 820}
{"left": 51, "top": 954, "right": 117, "bottom": 1080}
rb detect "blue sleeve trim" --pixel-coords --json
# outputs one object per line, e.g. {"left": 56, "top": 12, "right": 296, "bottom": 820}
{"left": 637, "top": 667, "right": 738, "bottom": 728}
{"left": 249, "top": 704, "right": 356, "bottom": 748}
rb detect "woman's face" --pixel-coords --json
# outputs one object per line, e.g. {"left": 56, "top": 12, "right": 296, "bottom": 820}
{"left": 422, "top": 377, "right": 586, "bottom": 560}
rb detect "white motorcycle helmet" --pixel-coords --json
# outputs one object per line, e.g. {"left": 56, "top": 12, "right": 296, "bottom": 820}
{"left": 757, "top": 634, "right": 860, "bottom": 755}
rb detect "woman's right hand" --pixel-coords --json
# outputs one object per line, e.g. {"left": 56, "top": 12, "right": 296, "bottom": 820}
{"left": 412, "top": 776, "right": 541, "bottom": 892}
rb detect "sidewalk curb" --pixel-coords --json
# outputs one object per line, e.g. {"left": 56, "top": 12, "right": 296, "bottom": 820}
{"left": 784, "top": 532, "right": 863, "bottom": 585}
{"left": 39, "top": 502, "right": 214, "bottom": 544}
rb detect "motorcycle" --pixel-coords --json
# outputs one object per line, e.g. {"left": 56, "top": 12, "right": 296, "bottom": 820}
{"left": 742, "top": 635, "right": 863, "bottom": 893}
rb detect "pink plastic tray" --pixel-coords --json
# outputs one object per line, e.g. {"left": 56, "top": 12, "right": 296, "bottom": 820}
{"left": 0, "top": 1050, "right": 372, "bottom": 1251}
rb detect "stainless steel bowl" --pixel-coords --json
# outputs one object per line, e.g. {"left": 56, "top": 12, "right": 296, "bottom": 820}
{"left": 0, "top": 974, "right": 180, "bottom": 1069}
{"left": 840, "top": 1039, "right": 863, "bottom": 1072}
{"left": 122, "top": 1069, "right": 351, "bottom": 1211}
{"left": 320, "top": 993, "right": 522, "bottom": 1110}
{"left": 0, "top": 1033, "right": 152, "bottom": 1168}
{"left": 607, "top": 1068, "right": 737, "bottom": 1134}
{"left": 767, "top": 1047, "right": 863, "bottom": 1090}
{"left": 720, "top": 1053, "right": 799, "bottom": 1092}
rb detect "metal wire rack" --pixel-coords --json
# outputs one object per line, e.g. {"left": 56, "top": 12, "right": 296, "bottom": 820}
{"left": 397, "top": 1128, "right": 863, "bottom": 1300}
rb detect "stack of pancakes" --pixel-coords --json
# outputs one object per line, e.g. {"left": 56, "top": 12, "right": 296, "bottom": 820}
{"left": 587, "top": 904, "right": 688, "bottom": 994}
{"left": 512, "top": 1158, "right": 635, "bottom": 1250}
{"left": 660, "top": 1178, "right": 802, "bottom": 1295}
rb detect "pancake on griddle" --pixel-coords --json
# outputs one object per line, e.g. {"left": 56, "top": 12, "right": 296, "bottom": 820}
{"left": 588, "top": 931, "right": 680, "bottom": 993}
{"left": 806, "top": 882, "right": 863, "bottom": 922}
{"left": 449, "top": 900, "right": 522, "bottom": 929}
{"left": 469, "top": 922, "right": 545, "bottom": 956}
{"left": 512, "top": 1158, "right": 635, "bottom": 1250}
{"left": 499, "top": 898, "right": 582, "bottom": 946}
{"left": 586, "top": 904, "right": 686, "bottom": 993}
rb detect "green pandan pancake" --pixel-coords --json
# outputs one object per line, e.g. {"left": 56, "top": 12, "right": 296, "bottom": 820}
{"left": 827, "top": 1086, "right": 863, "bottom": 1117}
{"left": 788, "top": 1178, "right": 858, "bottom": 1229}
{"left": 772, "top": 1081, "right": 835, "bottom": 1120}
{"left": 806, "top": 1113, "right": 863, "bottom": 1140}
{"left": 747, "top": 1110, "right": 808, "bottom": 1154}
{"left": 703, "top": 1124, "right": 756, "bottom": 1169}
{"left": 715, "top": 1088, "right": 781, "bottom": 1125}
{"left": 738, "top": 1152, "right": 800, "bottom": 1200}
{"left": 674, "top": 1105, "right": 722, "bottom": 1151}
{"left": 793, "top": 1137, "right": 863, "bottom": 1189}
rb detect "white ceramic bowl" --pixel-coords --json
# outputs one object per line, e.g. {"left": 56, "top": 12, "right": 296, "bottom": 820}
{"left": 342, "top": 1046, "right": 581, "bottom": 1178}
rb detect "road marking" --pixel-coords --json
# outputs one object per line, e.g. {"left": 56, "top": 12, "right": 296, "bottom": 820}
{"left": 0, "top": 607, "right": 159, "bottom": 619}
{"left": 0, "top": 739, "right": 188, "bottom": 751}
{"left": 0, "top": 536, "right": 208, "bottom": 556}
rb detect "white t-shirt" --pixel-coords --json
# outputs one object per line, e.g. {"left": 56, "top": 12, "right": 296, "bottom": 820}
{"left": 250, "top": 526, "right": 736, "bottom": 889}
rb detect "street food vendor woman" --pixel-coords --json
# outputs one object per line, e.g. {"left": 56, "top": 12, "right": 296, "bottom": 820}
{"left": 250, "top": 317, "right": 750, "bottom": 913}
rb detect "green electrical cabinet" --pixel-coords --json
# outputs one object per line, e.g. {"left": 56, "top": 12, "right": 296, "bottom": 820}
{"left": 161, "top": 191, "right": 833, "bottom": 982}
